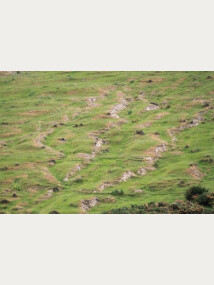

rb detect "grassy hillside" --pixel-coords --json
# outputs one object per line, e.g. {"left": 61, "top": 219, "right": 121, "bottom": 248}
{"left": 0, "top": 71, "right": 214, "bottom": 214}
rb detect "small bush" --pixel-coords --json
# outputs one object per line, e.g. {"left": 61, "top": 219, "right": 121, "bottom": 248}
{"left": 195, "top": 193, "right": 213, "bottom": 206}
{"left": 111, "top": 189, "right": 124, "bottom": 196}
{"left": 136, "top": 130, "right": 145, "bottom": 135}
{"left": 185, "top": 186, "right": 208, "bottom": 201}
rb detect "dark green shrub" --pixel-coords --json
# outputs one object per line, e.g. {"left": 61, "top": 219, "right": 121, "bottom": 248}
{"left": 185, "top": 186, "right": 208, "bottom": 201}
{"left": 195, "top": 193, "right": 213, "bottom": 206}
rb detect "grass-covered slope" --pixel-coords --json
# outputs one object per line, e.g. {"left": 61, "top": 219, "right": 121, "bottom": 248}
{"left": 0, "top": 71, "right": 213, "bottom": 213}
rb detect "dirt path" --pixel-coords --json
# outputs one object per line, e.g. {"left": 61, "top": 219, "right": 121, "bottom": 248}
{"left": 34, "top": 130, "right": 64, "bottom": 157}
{"left": 109, "top": 91, "right": 129, "bottom": 118}
{"left": 64, "top": 91, "right": 130, "bottom": 182}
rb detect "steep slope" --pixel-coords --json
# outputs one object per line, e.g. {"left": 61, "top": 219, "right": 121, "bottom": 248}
{"left": 0, "top": 71, "right": 213, "bottom": 213}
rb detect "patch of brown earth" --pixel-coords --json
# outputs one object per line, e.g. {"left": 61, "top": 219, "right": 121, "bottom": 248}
{"left": 36, "top": 189, "right": 53, "bottom": 202}
{"left": 40, "top": 166, "right": 61, "bottom": 185}
{"left": 140, "top": 77, "right": 164, "bottom": 84}
{"left": 137, "top": 121, "right": 153, "bottom": 129}
{"left": 149, "top": 133, "right": 166, "bottom": 144}
{"left": 154, "top": 112, "right": 169, "bottom": 120}
{"left": 1, "top": 127, "right": 22, "bottom": 138}
{"left": 62, "top": 114, "right": 69, "bottom": 122}
{"left": 22, "top": 110, "right": 49, "bottom": 117}
{"left": 187, "top": 166, "right": 204, "bottom": 180}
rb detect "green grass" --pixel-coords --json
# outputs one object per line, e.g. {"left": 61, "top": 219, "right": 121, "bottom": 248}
{"left": 0, "top": 71, "right": 214, "bottom": 213}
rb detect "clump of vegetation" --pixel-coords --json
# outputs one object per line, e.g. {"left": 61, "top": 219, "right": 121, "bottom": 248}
{"left": 104, "top": 200, "right": 205, "bottom": 214}
{"left": 136, "top": 130, "right": 145, "bottom": 135}
{"left": 185, "top": 186, "right": 208, "bottom": 201}
{"left": 111, "top": 189, "right": 124, "bottom": 196}
{"left": 185, "top": 186, "right": 213, "bottom": 207}
{"left": 105, "top": 186, "right": 214, "bottom": 214}
{"left": 12, "top": 178, "right": 22, "bottom": 191}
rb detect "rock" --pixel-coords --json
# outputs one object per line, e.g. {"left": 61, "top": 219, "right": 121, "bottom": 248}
{"left": 59, "top": 138, "right": 66, "bottom": 142}
{"left": 81, "top": 198, "right": 99, "bottom": 212}
{"left": 145, "top": 103, "right": 159, "bottom": 111}
{"left": 147, "top": 79, "right": 153, "bottom": 83}
{"left": 12, "top": 193, "right": 17, "bottom": 198}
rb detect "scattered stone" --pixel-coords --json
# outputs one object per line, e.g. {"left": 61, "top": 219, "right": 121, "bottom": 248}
{"left": 137, "top": 167, "right": 147, "bottom": 176}
{"left": 109, "top": 98, "right": 129, "bottom": 118}
{"left": 88, "top": 98, "right": 96, "bottom": 103}
{"left": 81, "top": 198, "right": 99, "bottom": 212}
{"left": 145, "top": 103, "right": 159, "bottom": 111}
{"left": 187, "top": 114, "right": 203, "bottom": 127}
{"left": 134, "top": 189, "right": 144, "bottom": 193}
{"left": 64, "top": 164, "right": 82, "bottom": 181}
{"left": 119, "top": 171, "right": 136, "bottom": 182}
{"left": 155, "top": 144, "right": 167, "bottom": 156}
